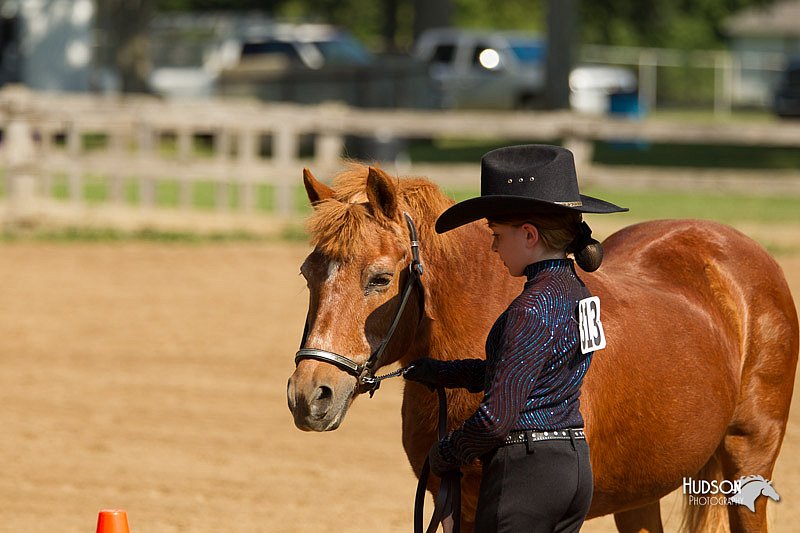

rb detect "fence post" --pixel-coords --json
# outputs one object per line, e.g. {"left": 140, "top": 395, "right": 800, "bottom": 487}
{"left": 137, "top": 122, "right": 155, "bottom": 209}
{"left": 66, "top": 121, "right": 83, "bottom": 207}
{"left": 638, "top": 49, "right": 658, "bottom": 113}
{"left": 214, "top": 128, "right": 231, "bottom": 211}
{"left": 315, "top": 133, "right": 344, "bottom": 172}
{"left": 714, "top": 51, "right": 733, "bottom": 117}
{"left": 108, "top": 126, "right": 126, "bottom": 205}
{"left": 274, "top": 123, "right": 298, "bottom": 216}
{"left": 177, "top": 126, "right": 193, "bottom": 209}
{"left": 1, "top": 86, "right": 39, "bottom": 224}
{"left": 237, "top": 128, "right": 257, "bottom": 213}
{"left": 563, "top": 135, "right": 593, "bottom": 177}
{"left": 315, "top": 103, "right": 345, "bottom": 172}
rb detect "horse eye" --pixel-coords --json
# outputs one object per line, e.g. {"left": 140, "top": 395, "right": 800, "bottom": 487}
{"left": 368, "top": 274, "right": 392, "bottom": 288}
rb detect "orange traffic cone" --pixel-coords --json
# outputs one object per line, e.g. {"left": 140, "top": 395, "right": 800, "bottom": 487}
{"left": 96, "top": 509, "right": 130, "bottom": 533}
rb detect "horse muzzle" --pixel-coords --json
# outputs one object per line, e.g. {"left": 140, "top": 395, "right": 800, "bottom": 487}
{"left": 287, "top": 361, "right": 356, "bottom": 431}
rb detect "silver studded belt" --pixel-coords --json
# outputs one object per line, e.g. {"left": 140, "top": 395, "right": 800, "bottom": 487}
{"left": 503, "top": 428, "right": 586, "bottom": 446}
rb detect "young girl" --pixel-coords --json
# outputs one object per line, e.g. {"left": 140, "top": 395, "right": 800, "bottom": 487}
{"left": 405, "top": 144, "right": 627, "bottom": 532}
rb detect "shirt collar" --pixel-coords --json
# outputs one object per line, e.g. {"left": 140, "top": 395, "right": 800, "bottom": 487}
{"left": 524, "top": 258, "right": 572, "bottom": 281}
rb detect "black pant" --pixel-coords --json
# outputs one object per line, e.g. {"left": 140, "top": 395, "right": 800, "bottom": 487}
{"left": 475, "top": 436, "right": 593, "bottom": 533}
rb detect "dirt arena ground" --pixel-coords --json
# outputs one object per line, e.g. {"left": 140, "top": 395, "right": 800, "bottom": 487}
{"left": 0, "top": 219, "right": 798, "bottom": 532}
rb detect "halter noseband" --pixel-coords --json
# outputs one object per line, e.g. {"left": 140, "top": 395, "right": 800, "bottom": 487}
{"left": 295, "top": 211, "right": 425, "bottom": 396}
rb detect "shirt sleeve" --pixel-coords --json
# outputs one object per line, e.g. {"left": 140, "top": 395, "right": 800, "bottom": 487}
{"left": 440, "top": 307, "right": 553, "bottom": 464}
{"left": 435, "top": 359, "right": 486, "bottom": 392}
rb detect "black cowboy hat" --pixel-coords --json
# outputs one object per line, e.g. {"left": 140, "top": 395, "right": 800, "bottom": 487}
{"left": 435, "top": 144, "right": 628, "bottom": 234}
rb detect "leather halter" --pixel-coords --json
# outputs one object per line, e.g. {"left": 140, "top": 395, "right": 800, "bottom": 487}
{"left": 295, "top": 212, "right": 425, "bottom": 396}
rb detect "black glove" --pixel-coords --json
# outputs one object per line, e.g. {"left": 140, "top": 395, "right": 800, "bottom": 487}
{"left": 403, "top": 357, "right": 442, "bottom": 391}
{"left": 428, "top": 440, "right": 459, "bottom": 477}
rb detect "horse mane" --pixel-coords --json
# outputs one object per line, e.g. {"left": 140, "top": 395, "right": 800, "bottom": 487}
{"left": 738, "top": 475, "right": 769, "bottom": 485}
{"left": 305, "top": 163, "right": 460, "bottom": 261}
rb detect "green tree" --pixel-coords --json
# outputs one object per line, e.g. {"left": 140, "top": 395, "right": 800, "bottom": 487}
{"left": 97, "top": 0, "right": 156, "bottom": 93}
{"left": 155, "top": 0, "right": 543, "bottom": 52}
{"left": 158, "top": 0, "right": 280, "bottom": 9}
{"left": 580, "top": 0, "right": 776, "bottom": 49}
{"left": 454, "top": 0, "right": 543, "bottom": 32}
{"left": 154, "top": 0, "right": 775, "bottom": 53}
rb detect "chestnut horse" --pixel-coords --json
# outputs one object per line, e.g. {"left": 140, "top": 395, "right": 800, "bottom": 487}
{"left": 286, "top": 164, "right": 798, "bottom": 532}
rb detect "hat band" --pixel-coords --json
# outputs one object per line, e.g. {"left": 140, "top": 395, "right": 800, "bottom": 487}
{"left": 555, "top": 200, "right": 583, "bottom": 207}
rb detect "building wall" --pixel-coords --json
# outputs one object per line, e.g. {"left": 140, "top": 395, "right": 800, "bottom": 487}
{"left": 729, "top": 37, "right": 797, "bottom": 105}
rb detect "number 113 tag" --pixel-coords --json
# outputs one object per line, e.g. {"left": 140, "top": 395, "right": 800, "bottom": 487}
{"left": 578, "top": 296, "right": 606, "bottom": 354}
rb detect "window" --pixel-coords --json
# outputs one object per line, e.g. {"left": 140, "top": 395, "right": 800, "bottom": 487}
{"left": 313, "top": 38, "right": 371, "bottom": 65}
{"left": 241, "top": 41, "right": 302, "bottom": 64}
{"left": 470, "top": 43, "right": 492, "bottom": 66}
{"left": 430, "top": 44, "right": 455, "bottom": 64}
{"left": 471, "top": 43, "right": 500, "bottom": 70}
{"left": 509, "top": 40, "right": 545, "bottom": 64}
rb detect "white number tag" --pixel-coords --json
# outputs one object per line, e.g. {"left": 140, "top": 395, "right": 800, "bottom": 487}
{"left": 578, "top": 296, "right": 606, "bottom": 354}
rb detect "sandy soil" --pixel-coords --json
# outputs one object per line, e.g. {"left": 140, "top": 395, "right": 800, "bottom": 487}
{"left": 0, "top": 225, "right": 798, "bottom": 532}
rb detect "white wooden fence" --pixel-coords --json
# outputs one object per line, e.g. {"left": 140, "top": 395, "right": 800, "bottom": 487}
{"left": 581, "top": 44, "right": 789, "bottom": 114}
{"left": 1, "top": 85, "right": 799, "bottom": 232}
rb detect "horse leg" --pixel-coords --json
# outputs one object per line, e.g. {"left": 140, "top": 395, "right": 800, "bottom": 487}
{"left": 718, "top": 310, "right": 797, "bottom": 532}
{"left": 612, "top": 501, "right": 663, "bottom": 533}
{"left": 719, "top": 402, "right": 787, "bottom": 532}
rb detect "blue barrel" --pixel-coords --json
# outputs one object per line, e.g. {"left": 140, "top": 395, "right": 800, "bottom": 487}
{"left": 609, "top": 91, "right": 645, "bottom": 119}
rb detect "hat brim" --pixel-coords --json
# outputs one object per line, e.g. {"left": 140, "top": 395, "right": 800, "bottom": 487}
{"left": 435, "top": 195, "right": 628, "bottom": 234}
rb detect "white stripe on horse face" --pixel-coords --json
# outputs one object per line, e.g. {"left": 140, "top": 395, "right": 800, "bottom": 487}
{"left": 307, "top": 260, "right": 341, "bottom": 349}
{"left": 307, "top": 259, "right": 369, "bottom": 357}
{"left": 327, "top": 260, "right": 340, "bottom": 281}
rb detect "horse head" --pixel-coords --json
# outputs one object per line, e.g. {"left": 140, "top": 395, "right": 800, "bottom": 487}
{"left": 732, "top": 475, "right": 781, "bottom": 511}
{"left": 761, "top": 479, "right": 781, "bottom": 502}
{"left": 287, "top": 165, "right": 435, "bottom": 431}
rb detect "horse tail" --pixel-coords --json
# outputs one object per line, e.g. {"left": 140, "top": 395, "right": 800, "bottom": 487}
{"left": 681, "top": 450, "right": 730, "bottom": 533}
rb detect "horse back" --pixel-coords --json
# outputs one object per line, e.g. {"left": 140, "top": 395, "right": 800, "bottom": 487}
{"left": 599, "top": 219, "right": 797, "bottom": 347}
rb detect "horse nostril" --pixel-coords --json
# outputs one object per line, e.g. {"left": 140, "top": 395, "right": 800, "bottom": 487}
{"left": 309, "top": 385, "right": 333, "bottom": 419}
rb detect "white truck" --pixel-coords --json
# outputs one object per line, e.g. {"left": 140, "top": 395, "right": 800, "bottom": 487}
{"left": 414, "top": 28, "right": 547, "bottom": 109}
{"left": 414, "top": 28, "right": 638, "bottom": 114}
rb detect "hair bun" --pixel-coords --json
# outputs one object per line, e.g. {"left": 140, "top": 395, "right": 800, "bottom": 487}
{"left": 570, "top": 221, "right": 603, "bottom": 272}
{"left": 574, "top": 239, "right": 603, "bottom": 272}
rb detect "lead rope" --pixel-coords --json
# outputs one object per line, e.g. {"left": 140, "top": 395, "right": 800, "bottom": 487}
{"left": 365, "top": 372, "right": 462, "bottom": 532}
{"left": 414, "top": 387, "right": 461, "bottom": 533}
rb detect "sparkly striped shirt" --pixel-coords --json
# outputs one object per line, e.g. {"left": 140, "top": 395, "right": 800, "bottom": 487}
{"left": 440, "top": 258, "right": 593, "bottom": 464}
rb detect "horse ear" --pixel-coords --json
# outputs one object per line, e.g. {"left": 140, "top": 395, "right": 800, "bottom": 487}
{"left": 366, "top": 166, "right": 398, "bottom": 221}
{"left": 303, "top": 168, "right": 335, "bottom": 207}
